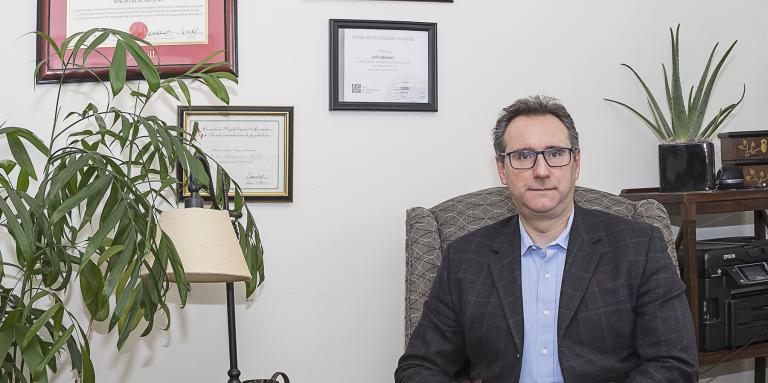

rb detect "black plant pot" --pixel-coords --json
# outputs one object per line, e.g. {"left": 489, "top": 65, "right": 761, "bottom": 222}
{"left": 658, "top": 142, "right": 715, "bottom": 192}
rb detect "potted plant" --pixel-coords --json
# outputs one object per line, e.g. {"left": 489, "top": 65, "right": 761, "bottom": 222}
{"left": 605, "top": 25, "right": 745, "bottom": 192}
{"left": 0, "top": 28, "right": 263, "bottom": 382}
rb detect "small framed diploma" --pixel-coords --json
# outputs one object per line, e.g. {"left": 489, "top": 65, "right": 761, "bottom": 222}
{"left": 177, "top": 106, "right": 294, "bottom": 202}
{"left": 329, "top": 19, "right": 437, "bottom": 112}
{"left": 36, "top": 0, "right": 237, "bottom": 84}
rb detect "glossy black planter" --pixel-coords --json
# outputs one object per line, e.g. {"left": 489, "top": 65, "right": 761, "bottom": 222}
{"left": 658, "top": 142, "right": 715, "bottom": 192}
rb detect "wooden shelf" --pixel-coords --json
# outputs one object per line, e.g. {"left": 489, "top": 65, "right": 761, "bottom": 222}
{"left": 620, "top": 187, "right": 768, "bottom": 377}
{"left": 700, "top": 343, "right": 768, "bottom": 366}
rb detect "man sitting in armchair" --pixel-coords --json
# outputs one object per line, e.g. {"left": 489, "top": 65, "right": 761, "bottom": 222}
{"left": 395, "top": 95, "right": 698, "bottom": 383}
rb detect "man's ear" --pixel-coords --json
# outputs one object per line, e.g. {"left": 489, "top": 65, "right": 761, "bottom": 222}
{"left": 573, "top": 150, "right": 581, "bottom": 180}
{"left": 496, "top": 156, "right": 508, "bottom": 185}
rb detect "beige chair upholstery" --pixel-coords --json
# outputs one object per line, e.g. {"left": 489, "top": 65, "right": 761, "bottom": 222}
{"left": 404, "top": 186, "right": 677, "bottom": 343}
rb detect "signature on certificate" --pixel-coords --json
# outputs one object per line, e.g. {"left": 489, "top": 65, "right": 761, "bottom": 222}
{"left": 148, "top": 27, "right": 204, "bottom": 40}
{"left": 245, "top": 172, "right": 269, "bottom": 186}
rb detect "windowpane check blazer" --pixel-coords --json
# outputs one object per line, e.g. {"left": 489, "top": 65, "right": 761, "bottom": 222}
{"left": 395, "top": 205, "right": 698, "bottom": 383}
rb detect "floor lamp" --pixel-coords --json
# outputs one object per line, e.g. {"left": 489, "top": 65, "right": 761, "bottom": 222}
{"left": 158, "top": 179, "right": 254, "bottom": 383}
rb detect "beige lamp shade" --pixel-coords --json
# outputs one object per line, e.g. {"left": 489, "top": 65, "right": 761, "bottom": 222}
{"left": 157, "top": 208, "right": 251, "bottom": 283}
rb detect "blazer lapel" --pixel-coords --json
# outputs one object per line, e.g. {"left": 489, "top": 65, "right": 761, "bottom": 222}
{"left": 488, "top": 216, "right": 524, "bottom": 353}
{"left": 557, "top": 206, "right": 605, "bottom": 337}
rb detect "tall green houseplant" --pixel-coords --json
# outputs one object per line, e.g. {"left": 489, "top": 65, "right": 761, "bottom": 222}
{"left": 0, "top": 28, "right": 263, "bottom": 382}
{"left": 605, "top": 25, "right": 744, "bottom": 142}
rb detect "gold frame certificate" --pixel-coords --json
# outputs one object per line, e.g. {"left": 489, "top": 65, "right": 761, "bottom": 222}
{"left": 178, "top": 106, "right": 294, "bottom": 202}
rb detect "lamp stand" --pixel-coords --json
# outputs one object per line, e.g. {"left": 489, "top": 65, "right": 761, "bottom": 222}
{"left": 221, "top": 180, "right": 244, "bottom": 383}
{"left": 226, "top": 282, "right": 242, "bottom": 383}
{"left": 183, "top": 179, "right": 245, "bottom": 383}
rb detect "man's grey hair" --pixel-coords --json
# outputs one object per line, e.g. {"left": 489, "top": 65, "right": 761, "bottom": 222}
{"left": 492, "top": 95, "right": 579, "bottom": 155}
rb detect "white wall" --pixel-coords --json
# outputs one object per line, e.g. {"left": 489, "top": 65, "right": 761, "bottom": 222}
{"left": 1, "top": 0, "right": 767, "bottom": 382}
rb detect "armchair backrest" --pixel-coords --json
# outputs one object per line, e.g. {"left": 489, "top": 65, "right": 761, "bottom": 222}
{"left": 404, "top": 186, "right": 677, "bottom": 343}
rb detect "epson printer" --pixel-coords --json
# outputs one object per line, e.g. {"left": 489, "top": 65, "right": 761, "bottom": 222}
{"left": 698, "top": 237, "right": 768, "bottom": 352}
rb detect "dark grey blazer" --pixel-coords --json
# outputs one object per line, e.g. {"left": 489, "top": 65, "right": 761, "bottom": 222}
{"left": 395, "top": 205, "right": 698, "bottom": 383}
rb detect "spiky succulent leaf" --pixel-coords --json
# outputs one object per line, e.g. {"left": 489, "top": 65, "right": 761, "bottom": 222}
{"left": 604, "top": 98, "right": 668, "bottom": 140}
{"left": 688, "top": 43, "right": 718, "bottom": 132}
{"left": 607, "top": 25, "right": 743, "bottom": 142}
{"left": 669, "top": 26, "right": 690, "bottom": 140}
{"left": 700, "top": 85, "right": 745, "bottom": 139}
{"left": 690, "top": 40, "right": 738, "bottom": 138}
{"left": 618, "top": 63, "right": 672, "bottom": 139}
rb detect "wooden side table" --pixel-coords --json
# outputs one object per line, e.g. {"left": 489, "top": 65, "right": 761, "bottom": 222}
{"left": 621, "top": 187, "right": 768, "bottom": 382}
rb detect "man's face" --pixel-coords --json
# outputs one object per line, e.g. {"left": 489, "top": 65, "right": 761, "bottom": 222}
{"left": 495, "top": 114, "right": 580, "bottom": 221}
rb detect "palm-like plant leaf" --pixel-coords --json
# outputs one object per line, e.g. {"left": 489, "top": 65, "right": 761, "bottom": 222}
{"left": 0, "top": 28, "right": 263, "bottom": 382}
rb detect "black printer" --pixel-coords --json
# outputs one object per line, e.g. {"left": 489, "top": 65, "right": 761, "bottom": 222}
{"left": 698, "top": 236, "right": 768, "bottom": 352}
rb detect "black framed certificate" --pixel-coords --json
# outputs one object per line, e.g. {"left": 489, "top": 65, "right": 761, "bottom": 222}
{"left": 329, "top": 19, "right": 437, "bottom": 112}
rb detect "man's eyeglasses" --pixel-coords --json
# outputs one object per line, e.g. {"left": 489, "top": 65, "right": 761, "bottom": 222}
{"left": 500, "top": 147, "right": 578, "bottom": 169}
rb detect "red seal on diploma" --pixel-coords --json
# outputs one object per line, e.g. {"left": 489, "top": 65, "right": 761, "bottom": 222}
{"left": 129, "top": 22, "right": 148, "bottom": 39}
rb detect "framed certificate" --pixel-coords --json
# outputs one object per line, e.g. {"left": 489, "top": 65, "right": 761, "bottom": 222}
{"left": 329, "top": 19, "right": 437, "bottom": 112}
{"left": 177, "top": 106, "right": 294, "bottom": 202}
{"left": 36, "top": 0, "right": 237, "bottom": 84}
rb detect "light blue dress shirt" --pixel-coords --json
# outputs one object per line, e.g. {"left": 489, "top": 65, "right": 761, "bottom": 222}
{"left": 518, "top": 210, "right": 574, "bottom": 383}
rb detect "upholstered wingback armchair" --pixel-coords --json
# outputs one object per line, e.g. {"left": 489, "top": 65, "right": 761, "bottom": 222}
{"left": 403, "top": 186, "right": 677, "bottom": 343}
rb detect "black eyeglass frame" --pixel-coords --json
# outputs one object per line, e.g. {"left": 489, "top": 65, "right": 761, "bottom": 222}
{"left": 500, "top": 146, "right": 579, "bottom": 169}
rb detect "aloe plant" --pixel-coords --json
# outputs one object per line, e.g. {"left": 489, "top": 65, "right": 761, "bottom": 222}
{"left": 0, "top": 28, "right": 263, "bottom": 382}
{"left": 606, "top": 25, "right": 745, "bottom": 142}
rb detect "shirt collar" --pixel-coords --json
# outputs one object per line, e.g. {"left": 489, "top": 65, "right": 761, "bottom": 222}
{"left": 519, "top": 208, "right": 575, "bottom": 253}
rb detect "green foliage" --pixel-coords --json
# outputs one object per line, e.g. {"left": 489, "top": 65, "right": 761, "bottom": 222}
{"left": 605, "top": 25, "right": 745, "bottom": 142}
{"left": 0, "top": 28, "right": 263, "bottom": 382}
